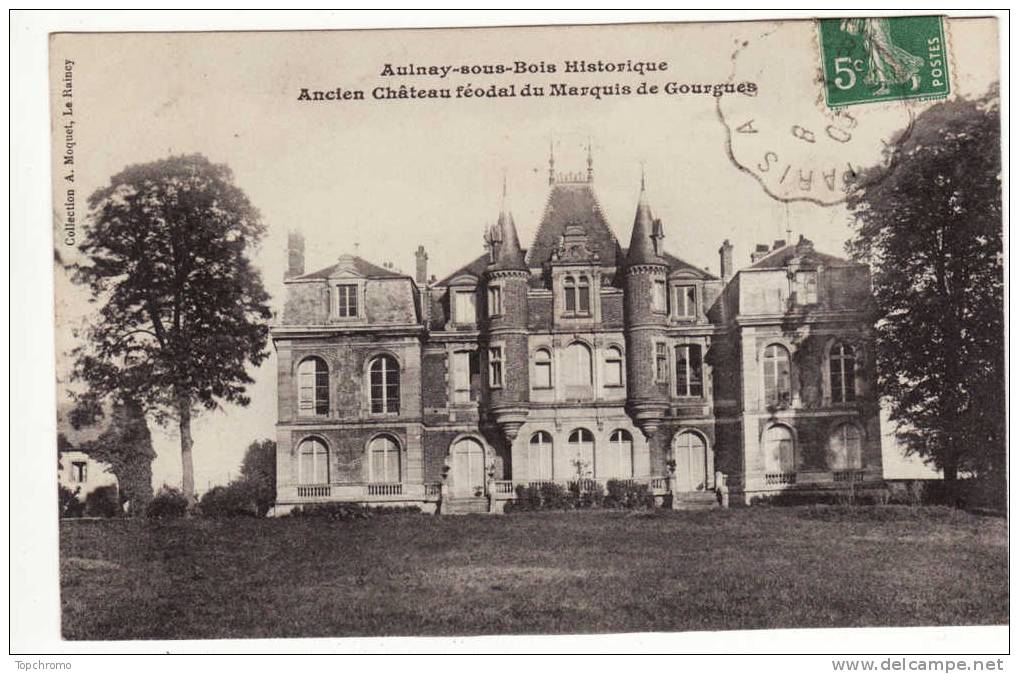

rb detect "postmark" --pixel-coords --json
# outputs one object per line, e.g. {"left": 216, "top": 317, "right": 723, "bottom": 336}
{"left": 717, "top": 21, "right": 915, "bottom": 206}
{"left": 818, "top": 16, "right": 950, "bottom": 108}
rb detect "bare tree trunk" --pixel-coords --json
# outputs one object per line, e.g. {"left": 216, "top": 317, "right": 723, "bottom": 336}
{"left": 178, "top": 396, "right": 196, "bottom": 502}
{"left": 942, "top": 449, "right": 959, "bottom": 507}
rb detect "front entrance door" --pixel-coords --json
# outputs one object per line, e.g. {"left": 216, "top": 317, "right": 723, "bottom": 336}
{"left": 674, "top": 432, "right": 712, "bottom": 491}
{"left": 451, "top": 438, "right": 485, "bottom": 497}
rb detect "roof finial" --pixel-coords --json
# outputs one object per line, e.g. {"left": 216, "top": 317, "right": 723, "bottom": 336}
{"left": 502, "top": 170, "right": 508, "bottom": 204}
{"left": 586, "top": 137, "right": 594, "bottom": 183}
{"left": 548, "top": 140, "right": 556, "bottom": 185}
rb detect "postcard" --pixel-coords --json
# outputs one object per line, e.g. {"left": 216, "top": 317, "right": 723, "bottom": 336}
{"left": 46, "top": 15, "right": 1004, "bottom": 646}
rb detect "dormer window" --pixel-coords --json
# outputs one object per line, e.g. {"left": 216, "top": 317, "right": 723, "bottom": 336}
{"left": 454, "top": 289, "right": 477, "bottom": 324}
{"left": 675, "top": 285, "right": 697, "bottom": 318}
{"left": 336, "top": 284, "right": 358, "bottom": 317}
{"left": 795, "top": 271, "right": 818, "bottom": 304}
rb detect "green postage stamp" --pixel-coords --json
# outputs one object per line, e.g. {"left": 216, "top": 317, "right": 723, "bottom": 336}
{"left": 818, "top": 16, "right": 950, "bottom": 107}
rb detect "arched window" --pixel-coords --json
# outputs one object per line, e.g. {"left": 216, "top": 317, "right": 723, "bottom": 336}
{"left": 764, "top": 425, "right": 796, "bottom": 473}
{"left": 564, "top": 276, "right": 577, "bottom": 313}
{"left": 598, "top": 429, "right": 633, "bottom": 479}
{"left": 563, "top": 342, "right": 593, "bottom": 388}
{"left": 577, "top": 276, "right": 591, "bottom": 314}
{"left": 528, "top": 431, "right": 554, "bottom": 480}
{"left": 829, "top": 423, "right": 863, "bottom": 470}
{"left": 762, "top": 344, "right": 792, "bottom": 407}
{"left": 533, "top": 348, "right": 553, "bottom": 389}
{"left": 369, "top": 434, "right": 401, "bottom": 483}
{"left": 297, "top": 357, "right": 329, "bottom": 416}
{"left": 603, "top": 346, "right": 623, "bottom": 387}
{"left": 369, "top": 355, "right": 400, "bottom": 414}
{"left": 563, "top": 428, "right": 595, "bottom": 479}
{"left": 298, "top": 437, "right": 329, "bottom": 484}
{"left": 830, "top": 342, "right": 857, "bottom": 403}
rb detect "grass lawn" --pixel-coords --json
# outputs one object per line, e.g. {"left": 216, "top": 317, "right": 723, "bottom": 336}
{"left": 60, "top": 506, "right": 1007, "bottom": 640}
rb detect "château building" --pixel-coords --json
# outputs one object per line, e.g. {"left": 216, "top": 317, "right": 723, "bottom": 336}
{"left": 270, "top": 148, "right": 883, "bottom": 513}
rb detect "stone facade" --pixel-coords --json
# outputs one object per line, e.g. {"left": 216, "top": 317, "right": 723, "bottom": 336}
{"left": 271, "top": 155, "right": 883, "bottom": 513}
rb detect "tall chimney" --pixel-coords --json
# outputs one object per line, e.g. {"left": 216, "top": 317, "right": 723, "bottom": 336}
{"left": 285, "top": 230, "right": 305, "bottom": 279}
{"left": 415, "top": 245, "right": 428, "bottom": 284}
{"left": 719, "top": 239, "right": 733, "bottom": 280}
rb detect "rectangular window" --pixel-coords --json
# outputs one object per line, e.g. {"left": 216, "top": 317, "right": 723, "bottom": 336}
{"left": 455, "top": 290, "right": 476, "bottom": 324}
{"left": 533, "top": 354, "right": 553, "bottom": 389}
{"left": 71, "top": 461, "right": 87, "bottom": 483}
{"left": 487, "top": 286, "right": 502, "bottom": 316}
{"left": 578, "top": 282, "right": 591, "bottom": 314}
{"left": 796, "top": 271, "right": 818, "bottom": 304}
{"left": 675, "top": 344, "right": 704, "bottom": 397}
{"left": 655, "top": 343, "right": 669, "bottom": 383}
{"left": 565, "top": 284, "right": 576, "bottom": 313}
{"left": 488, "top": 346, "right": 503, "bottom": 388}
{"left": 453, "top": 351, "right": 471, "bottom": 403}
{"left": 337, "top": 284, "right": 358, "bottom": 317}
{"left": 652, "top": 280, "right": 667, "bottom": 313}
{"left": 604, "top": 355, "right": 623, "bottom": 387}
{"left": 676, "top": 285, "right": 697, "bottom": 318}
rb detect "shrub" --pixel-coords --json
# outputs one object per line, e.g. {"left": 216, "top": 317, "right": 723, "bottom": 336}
{"left": 59, "top": 484, "right": 84, "bottom": 518}
{"left": 286, "top": 503, "right": 422, "bottom": 519}
{"left": 957, "top": 475, "right": 1006, "bottom": 513}
{"left": 145, "top": 486, "right": 190, "bottom": 519}
{"left": 85, "top": 485, "right": 122, "bottom": 518}
{"left": 370, "top": 505, "right": 422, "bottom": 515}
{"left": 573, "top": 481, "right": 605, "bottom": 509}
{"left": 509, "top": 483, "right": 542, "bottom": 509}
{"left": 539, "top": 482, "right": 571, "bottom": 510}
{"left": 199, "top": 482, "right": 257, "bottom": 518}
{"left": 604, "top": 480, "right": 653, "bottom": 509}
{"left": 288, "top": 502, "right": 370, "bottom": 519}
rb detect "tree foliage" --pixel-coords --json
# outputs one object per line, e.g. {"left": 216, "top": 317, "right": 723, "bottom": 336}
{"left": 238, "top": 438, "right": 277, "bottom": 516}
{"left": 71, "top": 154, "right": 272, "bottom": 498}
{"left": 846, "top": 87, "right": 1003, "bottom": 483}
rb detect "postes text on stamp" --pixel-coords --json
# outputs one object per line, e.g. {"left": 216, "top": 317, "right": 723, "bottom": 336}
{"left": 818, "top": 16, "right": 950, "bottom": 107}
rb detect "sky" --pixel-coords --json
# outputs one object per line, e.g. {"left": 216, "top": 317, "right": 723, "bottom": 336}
{"left": 50, "top": 18, "right": 998, "bottom": 489}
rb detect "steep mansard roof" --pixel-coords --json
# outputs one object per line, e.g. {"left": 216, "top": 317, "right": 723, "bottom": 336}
{"left": 749, "top": 237, "right": 853, "bottom": 270}
{"left": 525, "top": 182, "right": 623, "bottom": 268}
{"left": 297, "top": 255, "right": 405, "bottom": 280}
{"left": 433, "top": 176, "right": 718, "bottom": 287}
{"left": 433, "top": 252, "right": 492, "bottom": 286}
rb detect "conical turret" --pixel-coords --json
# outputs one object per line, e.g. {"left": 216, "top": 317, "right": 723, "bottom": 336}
{"left": 485, "top": 176, "right": 531, "bottom": 444}
{"left": 626, "top": 170, "right": 665, "bottom": 267}
{"left": 488, "top": 178, "right": 528, "bottom": 272}
{"left": 623, "top": 168, "right": 669, "bottom": 438}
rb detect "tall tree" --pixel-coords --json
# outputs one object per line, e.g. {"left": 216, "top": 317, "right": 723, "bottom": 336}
{"left": 846, "top": 88, "right": 1003, "bottom": 492}
{"left": 238, "top": 438, "right": 277, "bottom": 516}
{"left": 71, "top": 154, "right": 271, "bottom": 500}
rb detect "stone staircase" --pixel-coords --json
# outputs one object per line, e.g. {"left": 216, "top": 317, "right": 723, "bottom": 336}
{"left": 441, "top": 497, "right": 489, "bottom": 515}
{"left": 672, "top": 490, "right": 719, "bottom": 510}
